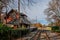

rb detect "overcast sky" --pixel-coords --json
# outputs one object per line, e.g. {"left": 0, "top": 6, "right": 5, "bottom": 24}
{"left": 20, "top": 0, "right": 51, "bottom": 25}
{"left": 7, "top": 0, "right": 51, "bottom": 25}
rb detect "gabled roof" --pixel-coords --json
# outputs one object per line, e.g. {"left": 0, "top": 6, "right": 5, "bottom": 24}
{"left": 20, "top": 13, "right": 27, "bottom": 17}
{"left": 7, "top": 9, "right": 27, "bottom": 17}
{"left": 8, "top": 9, "right": 17, "bottom": 14}
{"left": 5, "top": 9, "right": 31, "bottom": 25}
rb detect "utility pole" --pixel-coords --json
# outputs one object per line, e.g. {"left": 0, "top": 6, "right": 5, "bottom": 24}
{"left": 6, "top": 7, "right": 7, "bottom": 24}
{"left": 18, "top": 0, "right": 21, "bottom": 39}
{"left": 18, "top": 0, "right": 21, "bottom": 27}
{"left": 36, "top": 16, "right": 37, "bottom": 23}
{"left": 5, "top": 0, "right": 8, "bottom": 24}
{"left": 18, "top": 0, "right": 20, "bottom": 13}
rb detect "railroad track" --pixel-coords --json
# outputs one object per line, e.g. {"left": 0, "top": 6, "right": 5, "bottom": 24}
{"left": 18, "top": 30, "right": 60, "bottom": 40}
{"left": 16, "top": 30, "right": 39, "bottom": 40}
{"left": 30, "top": 30, "right": 50, "bottom": 40}
{"left": 30, "top": 30, "right": 41, "bottom": 40}
{"left": 38, "top": 30, "right": 50, "bottom": 40}
{"left": 16, "top": 30, "right": 60, "bottom": 40}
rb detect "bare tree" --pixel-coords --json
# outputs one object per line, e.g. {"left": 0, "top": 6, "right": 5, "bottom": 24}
{"left": 20, "top": 0, "right": 37, "bottom": 13}
{"left": 44, "top": 0, "right": 60, "bottom": 26}
{"left": 0, "top": 0, "right": 14, "bottom": 23}
{"left": 44, "top": 0, "right": 60, "bottom": 22}
{"left": 0, "top": 0, "right": 37, "bottom": 14}
{"left": 0, "top": 0, "right": 14, "bottom": 11}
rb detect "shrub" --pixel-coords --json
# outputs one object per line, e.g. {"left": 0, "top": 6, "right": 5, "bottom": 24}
{"left": 0, "top": 23, "right": 3, "bottom": 27}
{"left": 11, "top": 28, "right": 30, "bottom": 38}
{"left": 11, "top": 29, "right": 21, "bottom": 38}
{"left": 0, "top": 23, "right": 30, "bottom": 39}
{"left": 55, "top": 30, "right": 60, "bottom": 33}
{"left": 52, "top": 26, "right": 60, "bottom": 32}
{"left": 0, "top": 25, "right": 12, "bottom": 40}
{"left": 52, "top": 26, "right": 59, "bottom": 31}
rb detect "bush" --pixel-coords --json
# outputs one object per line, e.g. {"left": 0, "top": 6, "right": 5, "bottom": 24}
{"left": 0, "top": 25, "right": 12, "bottom": 40}
{"left": 52, "top": 26, "right": 59, "bottom": 31}
{"left": 0, "top": 23, "right": 3, "bottom": 27}
{"left": 11, "top": 29, "right": 21, "bottom": 38}
{"left": 55, "top": 30, "right": 60, "bottom": 33}
{"left": 0, "top": 23, "right": 30, "bottom": 39}
{"left": 11, "top": 28, "right": 30, "bottom": 38}
{"left": 52, "top": 26, "right": 60, "bottom": 33}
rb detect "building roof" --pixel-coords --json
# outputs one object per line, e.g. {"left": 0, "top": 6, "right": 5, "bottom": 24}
{"left": 20, "top": 16, "right": 31, "bottom": 24}
{"left": 5, "top": 9, "right": 31, "bottom": 25}
{"left": 8, "top": 9, "right": 27, "bottom": 17}
{"left": 20, "top": 13, "right": 27, "bottom": 17}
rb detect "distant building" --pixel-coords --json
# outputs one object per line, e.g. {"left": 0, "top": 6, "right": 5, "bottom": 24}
{"left": 31, "top": 23, "right": 42, "bottom": 28}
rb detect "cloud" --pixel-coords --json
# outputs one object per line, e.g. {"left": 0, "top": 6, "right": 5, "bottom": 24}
{"left": 20, "top": 0, "right": 50, "bottom": 25}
